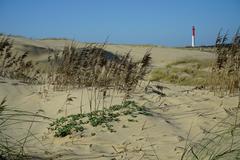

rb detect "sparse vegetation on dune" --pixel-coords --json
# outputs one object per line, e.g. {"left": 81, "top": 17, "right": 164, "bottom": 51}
{"left": 45, "top": 42, "right": 152, "bottom": 116}
{"left": 150, "top": 58, "right": 212, "bottom": 86}
{"left": 166, "top": 58, "right": 213, "bottom": 69}
{"left": 151, "top": 29, "right": 239, "bottom": 94}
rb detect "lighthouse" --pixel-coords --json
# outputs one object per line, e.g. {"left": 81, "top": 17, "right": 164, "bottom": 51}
{"left": 192, "top": 26, "right": 196, "bottom": 47}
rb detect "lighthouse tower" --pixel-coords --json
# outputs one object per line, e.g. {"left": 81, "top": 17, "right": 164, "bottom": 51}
{"left": 192, "top": 26, "right": 196, "bottom": 47}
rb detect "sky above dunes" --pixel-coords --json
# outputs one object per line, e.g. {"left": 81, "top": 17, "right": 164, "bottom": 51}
{"left": 0, "top": 0, "right": 239, "bottom": 46}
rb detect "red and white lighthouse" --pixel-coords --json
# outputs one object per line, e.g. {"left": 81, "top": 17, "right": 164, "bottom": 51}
{"left": 192, "top": 26, "right": 196, "bottom": 47}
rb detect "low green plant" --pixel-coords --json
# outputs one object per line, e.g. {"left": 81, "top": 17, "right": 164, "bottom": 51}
{"left": 49, "top": 101, "right": 152, "bottom": 137}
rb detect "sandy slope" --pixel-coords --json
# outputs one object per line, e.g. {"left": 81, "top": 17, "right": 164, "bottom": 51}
{"left": 0, "top": 37, "right": 236, "bottom": 160}
{"left": 0, "top": 79, "right": 238, "bottom": 160}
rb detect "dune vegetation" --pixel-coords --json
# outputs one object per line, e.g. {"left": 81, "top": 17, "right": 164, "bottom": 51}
{"left": 149, "top": 61, "right": 211, "bottom": 86}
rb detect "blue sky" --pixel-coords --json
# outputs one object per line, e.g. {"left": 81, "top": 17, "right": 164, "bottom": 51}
{"left": 0, "top": 0, "right": 239, "bottom": 46}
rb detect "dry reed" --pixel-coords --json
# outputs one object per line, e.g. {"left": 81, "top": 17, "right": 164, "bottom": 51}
{"left": 209, "top": 29, "right": 240, "bottom": 97}
{"left": 0, "top": 36, "right": 40, "bottom": 83}
{"left": 47, "top": 42, "right": 151, "bottom": 93}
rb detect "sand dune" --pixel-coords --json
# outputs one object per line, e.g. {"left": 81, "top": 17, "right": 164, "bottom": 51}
{"left": 0, "top": 36, "right": 237, "bottom": 160}
{"left": 9, "top": 36, "right": 215, "bottom": 67}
